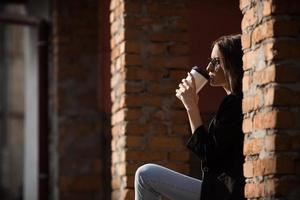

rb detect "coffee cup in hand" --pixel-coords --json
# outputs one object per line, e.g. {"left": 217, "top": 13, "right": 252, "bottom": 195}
{"left": 186, "top": 66, "right": 209, "bottom": 93}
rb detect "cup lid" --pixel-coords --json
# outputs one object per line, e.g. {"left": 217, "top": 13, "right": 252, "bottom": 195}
{"left": 192, "top": 66, "right": 210, "bottom": 80}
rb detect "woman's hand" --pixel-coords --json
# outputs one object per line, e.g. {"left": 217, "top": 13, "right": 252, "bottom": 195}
{"left": 175, "top": 72, "right": 199, "bottom": 110}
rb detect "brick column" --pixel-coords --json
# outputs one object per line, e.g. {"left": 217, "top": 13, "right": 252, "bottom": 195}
{"left": 110, "top": 0, "right": 190, "bottom": 199}
{"left": 52, "top": 0, "right": 105, "bottom": 199}
{"left": 240, "top": 0, "right": 300, "bottom": 199}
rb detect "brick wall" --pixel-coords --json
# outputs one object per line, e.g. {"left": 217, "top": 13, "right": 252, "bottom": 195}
{"left": 52, "top": 0, "right": 107, "bottom": 199}
{"left": 240, "top": 0, "right": 300, "bottom": 199}
{"left": 110, "top": 0, "right": 190, "bottom": 199}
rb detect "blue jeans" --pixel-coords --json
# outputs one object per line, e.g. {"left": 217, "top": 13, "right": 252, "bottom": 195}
{"left": 135, "top": 164, "right": 202, "bottom": 200}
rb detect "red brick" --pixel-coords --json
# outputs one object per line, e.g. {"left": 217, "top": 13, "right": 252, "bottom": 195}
{"left": 292, "top": 135, "right": 300, "bottom": 150}
{"left": 171, "top": 124, "right": 189, "bottom": 136}
{"left": 242, "top": 50, "right": 256, "bottom": 70}
{"left": 243, "top": 160, "right": 254, "bottom": 177}
{"left": 111, "top": 46, "right": 121, "bottom": 60}
{"left": 242, "top": 73, "right": 251, "bottom": 92}
{"left": 245, "top": 182, "right": 264, "bottom": 198}
{"left": 253, "top": 159, "right": 264, "bottom": 176}
{"left": 242, "top": 96, "right": 254, "bottom": 113}
{"left": 123, "top": 41, "right": 140, "bottom": 53}
{"left": 241, "top": 7, "right": 257, "bottom": 31}
{"left": 125, "top": 54, "right": 142, "bottom": 66}
{"left": 147, "top": 3, "right": 187, "bottom": 17}
{"left": 244, "top": 138, "right": 263, "bottom": 155}
{"left": 148, "top": 136, "right": 185, "bottom": 150}
{"left": 263, "top": 0, "right": 300, "bottom": 16}
{"left": 110, "top": 0, "right": 121, "bottom": 11}
{"left": 115, "top": 31, "right": 125, "bottom": 45}
{"left": 125, "top": 29, "right": 142, "bottom": 40}
{"left": 124, "top": 122, "right": 151, "bottom": 135}
{"left": 123, "top": 175, "right": 135, "bottom": 188}
{"left": 265, "top": 134, "right": 293, "bottom": 152}
{"left": 252, "top": 91, "right": 262, "bottom": 110}
{"left": 147, "top": 81, "right": 179, "bottom": 95}
{"left": 170, "top": 70, "right": 187, "bottom": 81}
{"left": 111, "top": 108, "right": 142, "bottom": 125}
{"left": 252, "top": 21, "right": 272, "bottom": 44}
{"left": 111, "top": 19, "right": 123, "bottom": 35}
{"left": 169, "top": 44, "right": 189, "bottom": 55}
{"left": 123, "top": 189, "right": 135, "bottom": 200}
{"left": 257, "top": 156, "right": 296, "bottom": 175}
{"left": 169, "top": 151, "right": 190, "bottom": 161}
{"left": 239, "top": 0, "right": 252, "bottom": 11}
{"left": 253, "top": 65, "right": 276, "bottom": 85}
{"left": 115, "top": 2, "right": 125, "bottom": 18}
{"left": 169, "top": 18, "right": 188, "bottom": 31}
{"left": 264, "top": 40, "right": 300, "bottom": 61}
{"left": 148, "top": 56, "right": 189, "bottom": 69}
{"left": 265, "top": 87, "right": 300, "bottom": 106}
{"left": 170, "top": 110, "right": 188, "bottom": 123}
{"left": 252, "top": 19, "right": 299, "bottom": 44}
{"left": 125, "top": 150, "right": 166, "bottom": 161}
{"left": 125, "top": 17, "right": 153, "bottom": 28}
{"left": 149, "top": 32, "right": 188, "bottom": 42}
{"left": 263, "top": 42, "right": 275, "bottom": 61}
{"left": 253, "top": 110, "right": 295, "bottom": 131}
{"left": 275, "top": 65, "right": 300, "bottom": 83}
{"left": 59, "top": 176, "right": 101, "bottom": 192}
{"left": 145, "top": 43, "right": 167, "bottom": 56}
{"left": 112, "top": 190, "right": 121, "bottom": 200}
{"left": 241, "top": 32, "right": 252, "bottom": 50}
{"left": 125, "top": 67, "right": 161, "bottom": 81}
{"left": 121, "top": 94, "right": 162, "bottom": 108}
{"left": 124, "top": 1, "right": 142, "bottom": 14}
{"left": 161, "top": 163, "right": 189, "bottom": 174}
{"left": 112, "top": 177, "right": 121, "bottom": 190}
{"left": 121, "top": 95, "right": 142, "bottom": 107}
{"left": 242, "top": 117, "right": 253, "bottom": 133}
{"left": 125, "top": 81, "right": 145, "bottom": 93}
{"left": 273, "top": 20, "right": 299, "bottom": 37}
{"left": 112, "top": 123, "right": 126, "bottom": 137}
{"left": 118, "top": 135, "right": 144, "bottom": 148}
{"left": 262, "top": 0, "right": 273, "bottom": 16}
{"left": 275, "top": 155, "right": 295, "bottom": 174}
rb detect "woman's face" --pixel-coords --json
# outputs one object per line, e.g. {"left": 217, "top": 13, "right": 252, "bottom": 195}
{"left": 206, "top": 45, "right": 229, "bottom": 88}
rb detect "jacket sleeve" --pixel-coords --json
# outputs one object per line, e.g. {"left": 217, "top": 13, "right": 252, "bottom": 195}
{"left": 210, "top": 97, "right": 243, "bottom": 156}
{"left": 186, "top": 96, "right": 243, "bottom": 159}
{"left": 186, "top": 125, "right": 208, "bottom": 160}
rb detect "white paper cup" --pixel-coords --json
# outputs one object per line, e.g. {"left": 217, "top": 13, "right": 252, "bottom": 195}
{"left": 186, "top": 66, "right": 209, "bottom": 93}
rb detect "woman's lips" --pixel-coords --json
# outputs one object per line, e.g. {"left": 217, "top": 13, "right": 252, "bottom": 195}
{"left": 209, "top": 72, "right": 214, "bottom": 80}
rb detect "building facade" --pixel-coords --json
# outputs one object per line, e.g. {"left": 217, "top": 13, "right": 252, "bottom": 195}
{"left": 0, "top": 0, "right": 299, "bottom": 199}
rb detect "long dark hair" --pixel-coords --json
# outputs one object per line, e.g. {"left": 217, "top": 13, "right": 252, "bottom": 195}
{"left": 212, "top": 34, "right": 243, "bottom": 96}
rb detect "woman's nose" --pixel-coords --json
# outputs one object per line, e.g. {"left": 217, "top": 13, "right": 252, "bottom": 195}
{"left": 206, "top": 62, "right": 213, "bottom": 72}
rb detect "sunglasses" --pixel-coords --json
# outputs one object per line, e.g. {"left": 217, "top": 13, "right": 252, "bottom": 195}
{"left": 208, "top": 57, "right": 221, "bottom": 69}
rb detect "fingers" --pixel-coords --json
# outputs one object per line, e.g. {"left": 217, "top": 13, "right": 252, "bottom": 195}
{"left": 176, "top": 73, "right": 194, "bottom": 99}
{"left": 182, "top": 79, "right": 191, "bottom": 89}
{"left": 188, "top": 72, "right": 196, "bottom": 88}
{"left": 175, "top": 89, "right": 182, "bottom": 99}
{"left": 179, "top": 83, "right": 188, "bottom": 91}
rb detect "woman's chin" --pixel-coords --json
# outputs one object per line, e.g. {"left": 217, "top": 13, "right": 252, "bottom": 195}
{"left": 209, "top": 81, "right": 220, "bottom": 87}
{"left": 209, "top": 80, "right": 216, "bottom": 86}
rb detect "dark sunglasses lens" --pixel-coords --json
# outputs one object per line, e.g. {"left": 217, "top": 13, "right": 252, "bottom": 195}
{"left": 209, "top": 58, "right": 219, "bottom": 68}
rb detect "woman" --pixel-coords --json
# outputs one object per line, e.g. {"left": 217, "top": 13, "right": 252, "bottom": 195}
{"left": 135, "top": 34, "right": 245, "bottom": 200}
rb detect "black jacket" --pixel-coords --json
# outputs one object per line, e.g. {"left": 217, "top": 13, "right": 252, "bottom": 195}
{"left": 186, "top": 94, "right": 245, "bottom": 200}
